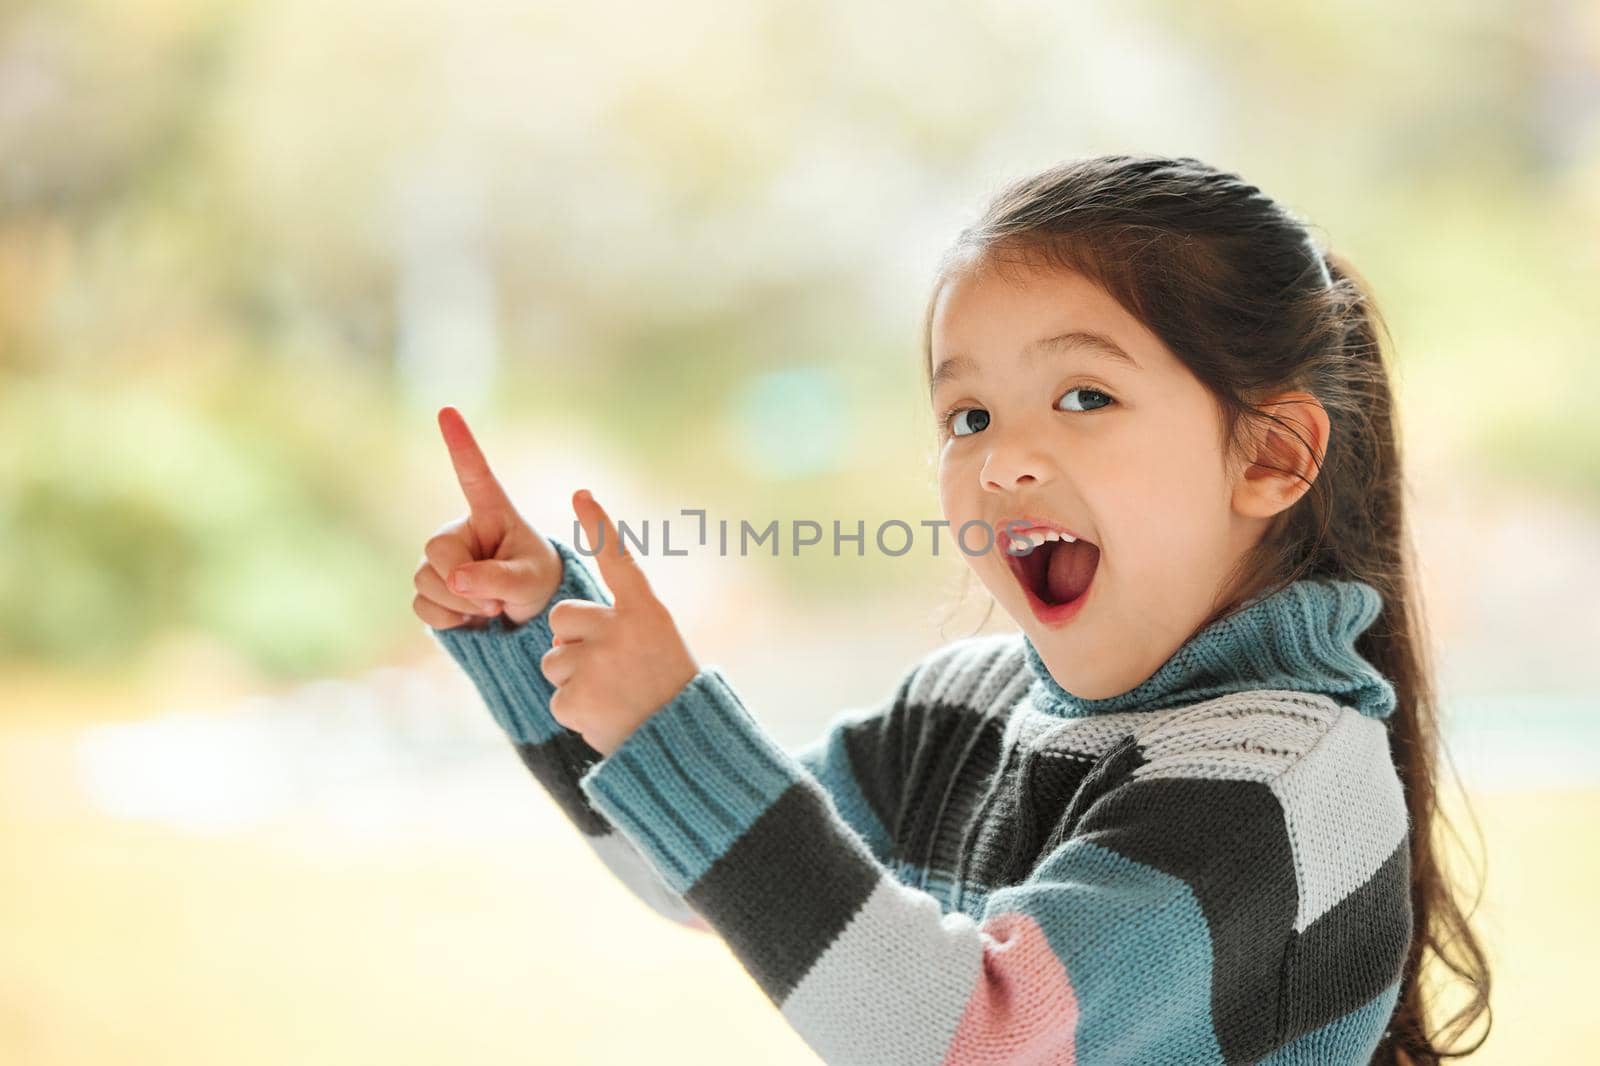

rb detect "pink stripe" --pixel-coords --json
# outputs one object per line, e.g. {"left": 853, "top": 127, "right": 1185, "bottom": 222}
{"left": 940, "top": 911, "right": 1079, "bottom": 1065}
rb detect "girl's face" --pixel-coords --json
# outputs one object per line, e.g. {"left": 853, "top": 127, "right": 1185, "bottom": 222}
{"left": 930, "top": 260, "right": 1268, "bottom": 700}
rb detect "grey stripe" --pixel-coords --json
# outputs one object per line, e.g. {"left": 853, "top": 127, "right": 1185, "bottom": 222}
{"left": 1278, "top": 837, "right": 1412, "bottom": 1036}
{"left": 684, "top": 782, "right": 882, "bottom": 1003}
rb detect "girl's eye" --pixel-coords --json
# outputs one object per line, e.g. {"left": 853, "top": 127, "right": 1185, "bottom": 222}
{"left": 945, "top": 407, "right": 989, "bottom": 437}
{"left": 940, "top": 388, "right": 1114, "bottom": 437}
{"left": 1057, "top": 387, "right": 1115, "bottom": 413}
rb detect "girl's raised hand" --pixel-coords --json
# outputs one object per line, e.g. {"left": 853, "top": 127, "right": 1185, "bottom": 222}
{"left": 538, "top": 489, "right": 700, "bottom": 758}
{"left": 411, "top": 405, "right": 563, "bottom": 630}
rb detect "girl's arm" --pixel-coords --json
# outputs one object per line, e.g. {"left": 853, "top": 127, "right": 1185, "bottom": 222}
{"left": 433, "top": 535, "right": 1408, "bottom": 1060}
{"left": 429, "top": 535, "right": 708, "bottom": 928}
{"left": 428, "top": 535, "right": 918, "bottom": 932}
{"left": 568, "top": 669, "right": 1411, "bottom": 1063}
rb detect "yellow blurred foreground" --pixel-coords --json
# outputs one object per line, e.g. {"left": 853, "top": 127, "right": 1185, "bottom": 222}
{"left": 0, "top": 682, "right": 1587, "bottom": 1064}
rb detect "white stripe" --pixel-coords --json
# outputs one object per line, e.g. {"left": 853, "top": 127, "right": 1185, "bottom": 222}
{"left": 1269, "top": 708, "right": 1409, "bottom": 931}
{"left": 1127, "top": 691, "right": 1338, "bottom": 784}
{"left": 587, "top": 826, "right": 704, "bottom": 928}
{"left": 910, "top": 633, "right": 1030, "bottom": 711}
{"left": 782, "top": 875, "right": 983, "bottom": 1066}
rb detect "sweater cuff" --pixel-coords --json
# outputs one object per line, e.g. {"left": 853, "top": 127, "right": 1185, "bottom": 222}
{"left": 577, "top": 666, "right": 802, "bottom": 896}
{"left": 427, "top": 535, "right": 613, "bottom": 744}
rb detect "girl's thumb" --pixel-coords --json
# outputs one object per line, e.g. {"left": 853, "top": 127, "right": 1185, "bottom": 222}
{"left": 450, "top": 558, "right": 537, "bottom": 602}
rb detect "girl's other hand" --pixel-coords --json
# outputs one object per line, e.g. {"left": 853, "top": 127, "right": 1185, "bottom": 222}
{"left": 411, "top": 405, "right": 563, "bottom": 631}
{"left": 538, "top": 488, "right": 700, "bottom": 757}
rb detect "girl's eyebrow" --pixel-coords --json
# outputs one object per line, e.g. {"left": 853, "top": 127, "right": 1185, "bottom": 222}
{"left": 929, "top": 330, "right": 1140, "bottom": 397}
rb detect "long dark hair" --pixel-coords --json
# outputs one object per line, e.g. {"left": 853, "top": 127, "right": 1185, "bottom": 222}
{"left": 919, "top": 154, "right": 1490, "bottom": 1063}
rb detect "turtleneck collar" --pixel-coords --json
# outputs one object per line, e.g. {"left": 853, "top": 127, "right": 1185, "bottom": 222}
{"left": 1021, "top": 577, "right": 1397, "bottom": 720}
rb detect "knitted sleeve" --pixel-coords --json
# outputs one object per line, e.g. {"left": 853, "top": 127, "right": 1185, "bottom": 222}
{"left": 427, "top": 534, "right": 707, "bottom": 929}
{"left": 570, "top": 674, "right": 1412, "bottom": 1064}
{"left": 426, "top": 535, "right": 916, "bottom": 934}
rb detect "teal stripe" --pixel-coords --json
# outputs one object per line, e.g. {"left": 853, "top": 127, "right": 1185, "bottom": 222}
{"left": 579, "top": 667, "right": 800, "bottom": 894}
{"left": 983, "top": 840, "right": 1226, "bottom": 1064}
{"left": 430, "top": 616, "right": 561, "bottom": 743}
{"left": 428, "top": 535, "right": 610, "bottom": 744}
{"left": 793, "top": 715, "right": 894, "bottom": 866}
{"left": 1023, "top": 576, "right": 1396, "bottom": 720}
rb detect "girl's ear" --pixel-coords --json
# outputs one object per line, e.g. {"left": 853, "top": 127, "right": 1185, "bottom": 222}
{"left": 1230, "top": 391, "right": 1331, "bottom": 520}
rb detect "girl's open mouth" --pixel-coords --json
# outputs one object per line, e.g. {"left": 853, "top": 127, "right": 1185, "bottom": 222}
{"left": 1001, "top": 528, "right": 1100, "bottom": 625}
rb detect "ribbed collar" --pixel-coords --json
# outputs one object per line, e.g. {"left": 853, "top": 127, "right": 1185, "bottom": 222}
{"left": 1021, "top": 577, "right": 1397, "bottom": 720}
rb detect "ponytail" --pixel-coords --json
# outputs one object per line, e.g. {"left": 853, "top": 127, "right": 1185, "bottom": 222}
{"left": 1326, "top": 254, "right": 1492, "bottom": 1064}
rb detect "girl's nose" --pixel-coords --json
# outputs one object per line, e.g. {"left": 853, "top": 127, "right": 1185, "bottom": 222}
{"left": 980, "top": 437, "right": 1057, "bottom": 492}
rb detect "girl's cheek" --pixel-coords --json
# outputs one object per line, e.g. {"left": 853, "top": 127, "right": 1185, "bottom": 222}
{"left": 936, "top": 473, "right": 969, "bottom": 523}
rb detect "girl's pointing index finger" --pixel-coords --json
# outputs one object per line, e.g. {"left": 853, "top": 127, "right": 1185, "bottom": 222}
{"left": 438, "top": 406, "right": 516, "bottom": 518}
{"left": 573, "top": 489, "right": 649, "bottom": 601}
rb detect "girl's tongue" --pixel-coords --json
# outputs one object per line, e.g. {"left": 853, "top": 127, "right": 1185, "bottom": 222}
{"left": 1045, "top": 538, "right": 1100, "bottom": 603}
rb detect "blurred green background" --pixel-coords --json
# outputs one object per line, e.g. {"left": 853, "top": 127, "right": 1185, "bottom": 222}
{"left": 2, "top": 0, "right": 1597, "bottom": 1061}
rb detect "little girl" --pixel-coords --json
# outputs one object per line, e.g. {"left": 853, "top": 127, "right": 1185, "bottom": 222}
{"left": 414, "top": 154, "right": 1489, "bottom": 1064}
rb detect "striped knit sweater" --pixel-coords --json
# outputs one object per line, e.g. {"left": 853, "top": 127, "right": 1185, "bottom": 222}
{"left": 429, "top": 535, "right": 1412, "bottom": 1065}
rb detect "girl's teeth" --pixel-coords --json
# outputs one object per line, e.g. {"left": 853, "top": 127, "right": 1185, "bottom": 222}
{"left": 1011, "top": 527, "right": 1079, "bottom": 553}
